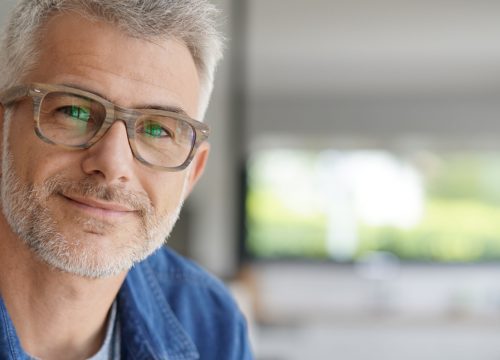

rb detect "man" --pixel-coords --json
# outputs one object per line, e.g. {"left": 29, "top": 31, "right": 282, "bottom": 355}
{"left": 0, "top": 0, "right": 252, "bottom": 359}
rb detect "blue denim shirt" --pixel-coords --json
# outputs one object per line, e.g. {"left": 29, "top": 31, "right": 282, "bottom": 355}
{"left": 0, "top": 247, "right": 253, "bottom": 359}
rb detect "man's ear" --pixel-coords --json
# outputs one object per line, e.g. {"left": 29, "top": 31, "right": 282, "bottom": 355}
{"left": 184, "top": 142, "right": 210, "bottom": 197}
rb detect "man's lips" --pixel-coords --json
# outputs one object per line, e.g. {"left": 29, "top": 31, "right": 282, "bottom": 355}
{"left": 61, "top": 194, "right": 136, "bottom": 217}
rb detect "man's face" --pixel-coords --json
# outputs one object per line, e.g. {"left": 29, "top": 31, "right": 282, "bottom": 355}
{"left": 0, "top": 13, "right": 207, "bottom": 278}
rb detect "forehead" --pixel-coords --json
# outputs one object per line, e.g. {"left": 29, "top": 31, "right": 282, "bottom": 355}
{"left": 23, "top": 12, "right": 200, "bottom": 117}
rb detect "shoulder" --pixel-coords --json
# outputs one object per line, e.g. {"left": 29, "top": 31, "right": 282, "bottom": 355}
{"left": 143, "top": 245, "right": 234, "bottom": 302}
{"left": 132, "top": 246, "right": 253, "bottom": 359}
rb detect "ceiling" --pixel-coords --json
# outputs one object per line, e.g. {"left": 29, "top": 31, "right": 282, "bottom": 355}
{"left": 246, "top": 0, "right": 500, "bottom": 96}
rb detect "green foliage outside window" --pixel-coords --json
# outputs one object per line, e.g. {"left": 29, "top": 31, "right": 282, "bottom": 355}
{"left": 246, "top": 150, "right": 500, "bottom": 262}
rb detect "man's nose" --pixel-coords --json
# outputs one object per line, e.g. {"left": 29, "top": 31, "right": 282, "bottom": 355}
{"left": 81, "top": 121, "right": 135, "bottom": 183}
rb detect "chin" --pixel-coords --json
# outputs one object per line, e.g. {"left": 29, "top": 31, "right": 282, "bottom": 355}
{"left": 26, "top": 223, "right": 167, "bottom": 279}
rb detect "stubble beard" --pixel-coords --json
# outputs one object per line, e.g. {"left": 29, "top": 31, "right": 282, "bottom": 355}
{"left": 0, "top": 112, "right": 185, "bottom": 278}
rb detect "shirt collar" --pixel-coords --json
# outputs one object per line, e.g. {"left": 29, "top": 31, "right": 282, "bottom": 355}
{"left": 0, "top": 296, "right": 26, "bottom": 360}
{"left": 117, "top": 260, "right": 199, "bottom": 360}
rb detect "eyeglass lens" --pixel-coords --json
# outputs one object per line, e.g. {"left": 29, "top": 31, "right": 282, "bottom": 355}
{"left": 38, "top": 92, "right": 196, "bottom": 168}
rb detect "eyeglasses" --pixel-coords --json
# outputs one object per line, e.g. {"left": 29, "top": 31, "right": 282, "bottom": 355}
{"left": 0, "top": 83, "right": 210, "bottom": 171}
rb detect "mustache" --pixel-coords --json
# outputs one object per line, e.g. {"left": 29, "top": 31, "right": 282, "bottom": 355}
{"left": 36, "top": 176, "right": 154, "bottom": 215}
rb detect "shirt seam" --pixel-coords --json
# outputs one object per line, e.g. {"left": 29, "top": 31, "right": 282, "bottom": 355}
{"left": 119, "top": 284, "right": 161, "bottom": 360}
{"left": 143, "top": 262, "right": 199, "bottom": 360}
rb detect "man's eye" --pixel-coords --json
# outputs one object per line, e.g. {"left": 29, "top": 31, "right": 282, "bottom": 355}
{"left": 142, "top": 122, "right": 171, "bottom": 138}
{"left": 59, "top": 105, "right": 91, "bottom": 122}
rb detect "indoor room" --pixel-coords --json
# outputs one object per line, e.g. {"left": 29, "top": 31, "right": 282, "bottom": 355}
{"left": 2, "top": 1, "right": 500, "bottom": 359}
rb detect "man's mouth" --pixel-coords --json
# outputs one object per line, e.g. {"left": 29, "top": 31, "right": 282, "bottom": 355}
{"left": 61, "top": 193, "right": 137, "bottom": 218}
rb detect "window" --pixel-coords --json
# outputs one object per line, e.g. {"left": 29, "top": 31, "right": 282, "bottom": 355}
{"left": 246, "top": 147, "right": 500, "bottom": 262}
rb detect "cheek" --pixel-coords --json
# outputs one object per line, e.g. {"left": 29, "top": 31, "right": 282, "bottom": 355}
{"left": 7, "top": 122, "right": 37, "bottom": 180}
{"left": 146, "top": 173, "right": 188, "bottom": 214}
{"left": 7, "top": 107, "right": 41, "bottom": 178}
{"left": 7, "top": 104, "right": 89, "bottom": 183}
{"left": 8, "top": 126, "right": 79, "bottom": 186}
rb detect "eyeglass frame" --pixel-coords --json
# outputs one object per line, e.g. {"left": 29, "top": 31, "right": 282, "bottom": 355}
{"left": 0, "top": 83, "right": 210, "bottom": 171}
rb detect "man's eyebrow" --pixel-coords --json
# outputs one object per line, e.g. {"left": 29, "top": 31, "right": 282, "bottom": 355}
{"left": 60, "top": 82, "right": 189, "bottom": 116}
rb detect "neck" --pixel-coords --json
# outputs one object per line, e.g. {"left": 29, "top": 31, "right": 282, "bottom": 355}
{"left": 0, "top": 216, "right": 126, "bottom": 360}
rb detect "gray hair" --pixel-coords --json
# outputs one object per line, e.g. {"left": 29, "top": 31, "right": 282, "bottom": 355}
{"left": 0, "top": 0, "right": 224, "bottom": 119}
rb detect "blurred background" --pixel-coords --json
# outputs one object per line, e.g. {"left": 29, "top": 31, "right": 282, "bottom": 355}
{"left": 3, "top": 0, "right": 500, "bottom": 359}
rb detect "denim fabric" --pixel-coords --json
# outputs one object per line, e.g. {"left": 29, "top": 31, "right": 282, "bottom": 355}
{"left": 0, "top": 247, "right": 253, "bottom": 360}
{"left": 0, "top": 299, "right": 29, "bottom": 360}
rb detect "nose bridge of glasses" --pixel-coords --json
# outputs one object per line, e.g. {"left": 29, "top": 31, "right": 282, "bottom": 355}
{"left": 110, "top": 105, "right": 138, "bottom": 131}
{"left": 92, "top": 105, "right": 136, "bottom": 152}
